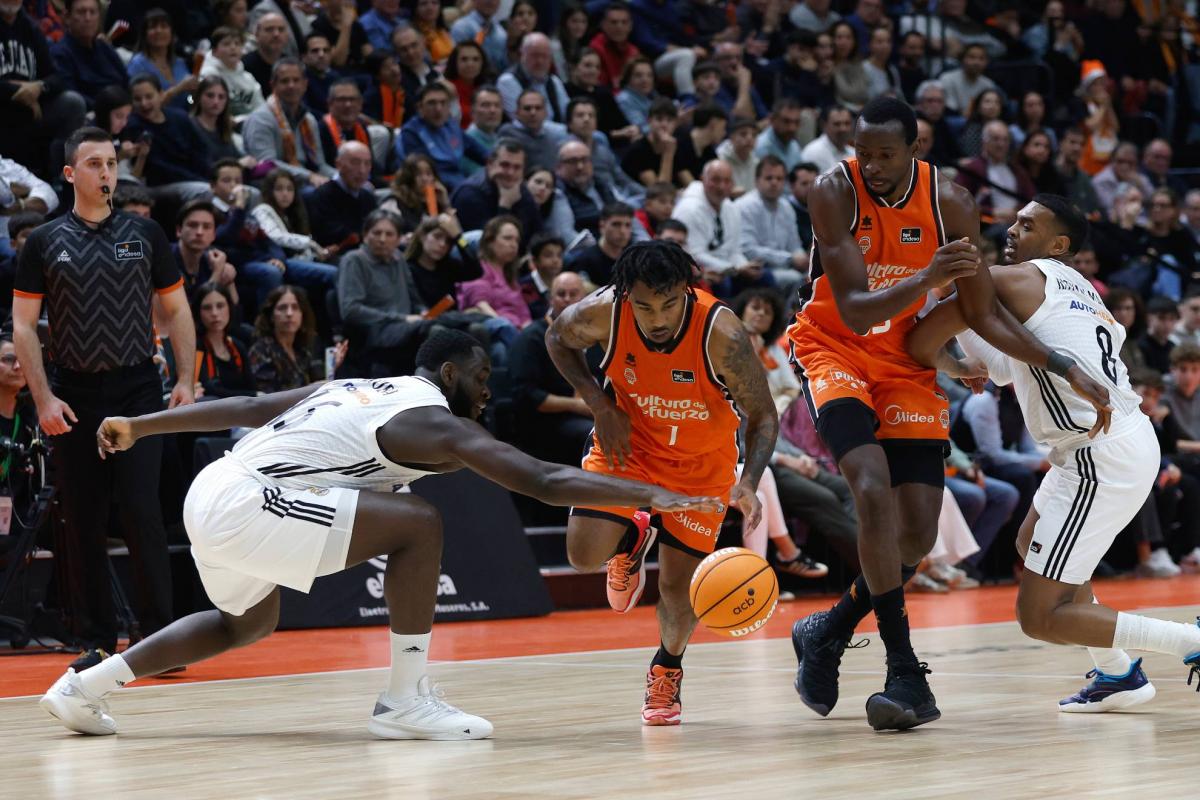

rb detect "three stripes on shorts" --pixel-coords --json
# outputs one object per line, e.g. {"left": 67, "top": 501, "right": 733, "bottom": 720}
{"left": 261, "top": 487, "right": 336, "bottom": 528}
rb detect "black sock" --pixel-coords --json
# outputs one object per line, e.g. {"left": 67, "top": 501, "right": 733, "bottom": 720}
{"left": 652, "top": 644, "right": 684, "bottom": 670}
{"left": 901, "top": 564, "right": 917, "bottom": 583}
{"left": 871, "top": 586, "right": 917, "bottom": 664}
{"left": 827, "top": 574, "right": 873, "bottom": 634}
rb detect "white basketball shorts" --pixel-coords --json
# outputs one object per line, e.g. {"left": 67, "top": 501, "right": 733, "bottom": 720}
{"left": 1025, "top": 414, "right": 1159, "bottom": 586}
{"left": 182, "top": 456, "right": 359, "bottom": 615}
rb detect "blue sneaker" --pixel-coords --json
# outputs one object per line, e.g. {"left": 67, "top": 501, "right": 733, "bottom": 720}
{"left": 1185, "top": 617, "right": 1200, "bottom": 692}
{"left": 1059, "top": 658, "right": 1156, "bottom": 713}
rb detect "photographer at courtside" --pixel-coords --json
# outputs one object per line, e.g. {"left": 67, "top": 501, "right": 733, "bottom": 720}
{"left": 11, "top": 127, "right": 196, "bottom": 670}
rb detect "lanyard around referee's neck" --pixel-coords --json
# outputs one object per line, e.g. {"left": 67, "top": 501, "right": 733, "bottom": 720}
{"left": 0, "top": 411, "right": 19, "bottom": 482}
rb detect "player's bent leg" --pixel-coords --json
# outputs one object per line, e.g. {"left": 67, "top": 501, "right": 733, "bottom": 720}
{"left": 642, "top": 541, "right": 702, "bottom": 726}
{"left": 568, "top": 510, "right": 656, "bottom": 613}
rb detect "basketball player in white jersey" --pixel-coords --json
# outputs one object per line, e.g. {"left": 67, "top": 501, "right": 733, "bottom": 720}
{"left": 40, "top": 330, "right": 722, "bottom": 739}
{"left": 909, "top": 195, "right": 1200, "bottom": 711}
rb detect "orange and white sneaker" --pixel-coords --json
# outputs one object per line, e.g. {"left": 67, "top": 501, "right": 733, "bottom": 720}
{"left": 605, "top": 511, "right": 655, "bottom": 613}
{"left": 642, "top": 665, "right": 683, "bottom": 726}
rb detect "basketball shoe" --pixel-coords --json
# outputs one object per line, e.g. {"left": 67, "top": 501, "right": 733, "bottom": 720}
{"left": 368, "top": 676, "right": 493, "bottom": 740}
{"left": 791, "top": 611, "right": 865, "bottom": 716}
{"left": 40, "top": 668, "right": 118, "bottom": 735}
{"left": 642, "top": 665, "right": 683, "bottom": 726}
{"left": 1186, "top": 617, "right": 1200, "bottom": 692}
{"left": 606, "top": 511, "right": 655, "bottom": 613}
{"left": 865, "top": 659, "right": 941, "bottom": 731}
{"left": 1059, "top": 658, "right": 1156, "bottom": 713}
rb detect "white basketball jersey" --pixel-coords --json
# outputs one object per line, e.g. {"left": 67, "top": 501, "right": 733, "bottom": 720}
{"left": 230, "top": 376, "right": 450, "bottom": 492}
{"left": 957, "top": 258, "right": 1144, "bottom": 450}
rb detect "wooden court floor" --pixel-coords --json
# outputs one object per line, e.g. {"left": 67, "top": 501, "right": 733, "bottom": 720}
{"left": 4, "top": 579, "right": 1200, "bottom": 799}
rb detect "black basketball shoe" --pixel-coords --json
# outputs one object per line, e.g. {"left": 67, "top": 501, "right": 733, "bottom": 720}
{"left": 865, "top": 659, "right": 941, "bottom": 731}
{"left": 791, "top": 611, "right": 866, "bottom": 716}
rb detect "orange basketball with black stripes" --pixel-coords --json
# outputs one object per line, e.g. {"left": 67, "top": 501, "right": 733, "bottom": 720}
{"left": 689, "top": 547, "right": 778, "bottom": 638}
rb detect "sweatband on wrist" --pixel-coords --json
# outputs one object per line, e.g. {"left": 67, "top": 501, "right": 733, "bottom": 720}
{"left": 1046, "top": 351, "right": 1076, "bottom": 378}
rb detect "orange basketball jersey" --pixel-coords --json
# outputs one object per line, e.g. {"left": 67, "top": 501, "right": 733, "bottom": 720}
{"left": 600, "top": 289, "right": 741, "bottom": 468}
{"left": 791, "top": 158, "right": 946, "bottom": 357}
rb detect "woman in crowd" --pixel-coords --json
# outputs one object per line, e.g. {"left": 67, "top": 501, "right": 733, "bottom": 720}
{"left": 249, "top": 285, "right": 343, "bottom": 392}
{"left": 444, "top": 41, "right": 491, "bottom": 128}
{"left": 192, "top": 282, "right": 255, "bottom": 399}
{"left": 1105, "top": 287, "right": 1148, "bottom": 371}
{"left": 405, "top": 214, "right": 484, "bottom": 312}
{"left": 457, "top": 215, "right": 530, "bottom": 361}
{"left": 405, "top": 0, "right": 453, "bottom": 65}
{"left": 95, "top": 85, "right": 146, "bottom": 182}
{"left": 552, "top": 4, "right": 590, "bottom": 79}
{"left": 364, "top": 51, "right": 406, "bottom": 129}
{"left": 252, "top": 169, "right": 336, "bottom": 264}
{"left": 190, "top": 75, "right": 257, "bottom": 168}
{"left": 1015, "top": 129, "right": 1064, "bottom": 195}
{"left": 212, "top": 0, "right": 253, "bottom": 52}
{"left": 525, "top": 167, "right": 557, "bottom": 230}
{"left": 1010, "top": 90, "right": 1056, "bottom": 150}
{"left": 504, "top": 0, "right": 539, "bottom": 66}
{"left": 615, "top": 58, "right": 660, "bottom": 135}
{"left": 959, "top": 88, "right": 1006, "bottom": 159}
{"left": 128, "top": 8, "right": 198, "bottom": 111}
{"left": 566, "top": 47, "right": 637, "bottom": 144}
{"left": 830, "top": 21, "right": 869, "bottom": 113}
{"left": 380, "top": 154, "right": 452, "bottom": 243}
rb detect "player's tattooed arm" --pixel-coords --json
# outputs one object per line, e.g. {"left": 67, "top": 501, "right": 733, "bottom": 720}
{"left": 546, "top": 286, "right": 615, "bottom": 410}
{"left": 710, "top": 307, "right": 779, "bottom": 530}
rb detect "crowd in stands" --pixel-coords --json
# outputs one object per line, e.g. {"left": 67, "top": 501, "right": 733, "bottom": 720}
{"left": 2, "top": 0, "right": 1200, "bottom": 593}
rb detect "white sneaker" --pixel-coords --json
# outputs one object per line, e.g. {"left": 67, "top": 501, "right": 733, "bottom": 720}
{"left": 1137, "top": 548, "right": 1182, "bottom": 578}
{"left": 39, "top": 668, "right": 118, "bottom": 735}
{"left": 367, "top": 676, "right": 493, "bottom": 740}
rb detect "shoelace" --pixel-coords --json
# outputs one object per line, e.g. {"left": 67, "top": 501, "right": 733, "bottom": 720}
{"left": 390, "top": 683, "right": 468, "bottom": 723}
{"left": 645, "top": 671, "right": 681, "bottom": 708}
{"left": 607, "top": 553, "right": 634, "bottom": 590}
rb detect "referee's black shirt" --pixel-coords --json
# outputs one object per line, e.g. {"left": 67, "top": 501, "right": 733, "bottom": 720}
{"left": 14, "top": 211, "right": 183, "bottom": 373}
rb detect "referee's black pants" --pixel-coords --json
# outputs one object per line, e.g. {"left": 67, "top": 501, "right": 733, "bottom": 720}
{"left": 50, "top": 361, "right": 172, "bottom": 652}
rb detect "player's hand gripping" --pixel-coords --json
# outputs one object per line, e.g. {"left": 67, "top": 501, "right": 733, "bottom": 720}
{"left": 920, "top": 238, "right": 979, "bottom": 291}
{"left": 649, "top": 490, "right": 726, "bottom": 515}
{"left": 1066, "top": 365, "right": 1112, "bottom": 437}
{"left": 729, "top": 479, "right": 763, "bottom": 531}
{"left": 947, "top": 355, "right": 989, "bottom": 394}
{"left": 593, "top": 397, "right": 633, "bottom": 469}
{"left": 96, "top": 416, "right": 137, "bottom": 458}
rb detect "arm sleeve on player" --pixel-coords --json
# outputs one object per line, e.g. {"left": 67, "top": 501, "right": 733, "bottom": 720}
{"left": 12, "top": 226, "right": 45, "bottom": 296}
{"left": 957, "top": 327, "right": 1015, "bottom": 386}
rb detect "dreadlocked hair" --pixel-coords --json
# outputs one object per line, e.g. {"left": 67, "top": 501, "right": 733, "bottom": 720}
{"left": 611, "top": 240, "right": 697, "bottom": 300}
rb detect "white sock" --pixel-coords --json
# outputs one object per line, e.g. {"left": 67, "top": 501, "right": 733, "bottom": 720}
{"left": 78, "top": 653, "right": 136, "bottom": 698}
{"left": 387, "top": 631, "right": 431, "bottom": 699}
{"left": 1113, "top": 613, "right": 1200, "bottom": 659}
{"left": 1087, "top": 596, "right": 1133, "bottom": 676}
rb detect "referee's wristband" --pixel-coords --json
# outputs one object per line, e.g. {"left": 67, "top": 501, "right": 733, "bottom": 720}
{"left": 1046, "top": 351, "right": 1076, "bottom": 378}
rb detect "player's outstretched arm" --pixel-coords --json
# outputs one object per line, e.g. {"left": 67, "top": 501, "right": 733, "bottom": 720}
{"left": 811, "top": 171, "right": 977, "bottom": 335}
{"left": 907, "top": 297, "right": 989, "bottom": 391}
{"left": 96, "top": 383, "right": 325, "bottom": 456}
{"left": 378, "top": 407, "right": 723, "bottom": 512}
{"left": 708, "top": 307, "right": 778, "bottom": 530}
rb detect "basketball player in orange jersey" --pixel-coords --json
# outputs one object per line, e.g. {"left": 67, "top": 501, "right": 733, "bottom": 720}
{"left": 787, "top": 97, "right": 1112, "bottom": 731}
{"left": 547, "top": 240, "right": 779, "bottom": 726}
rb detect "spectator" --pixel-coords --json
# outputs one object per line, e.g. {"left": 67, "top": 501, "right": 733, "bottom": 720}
{"left": 123, "top": 74, "right": 212, "bottom": 198}
{"left": 1071, "top": 245, "right": 1107, "bottom": 299}
{"left": 518, "top": 231, "right": 563, "bottom": 319}
{"left": 337, "top": 208, "right": 433, "bottom": 372}
{"left": 1140, "top": 188, "right": 1200, "bottom": 295}
{"left": 301, "top": 32, "right": 340, "bottom": 114}
{"left": 360, "top": 0, "right": 402, "bottom": 55}
{"left": 404, "top": 213, "right": 484, "bottom": 311}
{"left": 464, "top": 85, "right": 504, "bottom": 170}
{"left": 754, "top": 98, "right": 804, "bottom": 172}
{"left": 0, "top": 156, "right": 56, "bottom": 262}
{"left": 510, "top": 270, "right": 595, "bottom": 463}
{"left": 174, "top": 199, "right": 237, "bottom": 302}
{"left": 445, "top": 41, "right": 491, "bottom": 128}
{"left": 127, "top": 7, "right": 196, "bottom": 112}
{"left": 789, "top": 0, "right": 839, "bottom": 33}
{"left": 451, "top": 139, "right": 542, "bottom": 243}
{"left": 242, "top": 13, "right": 291, "bottom": 95}
{"left": 1174, "top": 287, "right": 1200, "bottom": 348}
{"left": 192, "top": 282, "right": 255, "bottom": 398}
{"left": 955, "top": 121, "right": 1034, "bottom": 230}
{"left": 362, "top": 51, "right": 405, "bottom": 129}
{"left": 672, "top": 160, "right": 770, "bottom": 299}
{"left": 191, "top": 76, "right": 258, "bottom": 168}
{"left": 548, "top": 139, "right": 614, "bottom": 242}
{"left": 310, "top": 0, "right": 372, "bottom": 73}
{"left": 51, "top": 0, "right": 127, "bottom": 107}
{"left": 958, "top": 88, "right": 1006, "bottom": 160}
{"left": 0, "top": 0, "right": 86, "bottom": 174}
{"left": 212, "top": 0, "right": 252, "bottom": 49}
{"left": 247, "top": 0, "right": 312, "bottom": 59}
{"left": 799, "top": 105, "right": 854, "bottom": 175}
{"left": 566, "top": 201, "right": 633, "bottom": 286}
{"left": 670, "top": 102, "right": 726, "bottom": 188}
{"left": 1077, "top": 62, "right": 1119, "bottom": 177}
{"left": 200, "top": 27, "right": 265, "bottom": 121}
{"left": 1093, "top": 142, "right": 1153, "bottom": 218}
{"left": 895, "top": 30, "right": 928, "bottom": 104}
{"left": 397, "top": 82, "right": 488, "bottom": 192}
{"left": 252, "top": 168, "right": 334, "bottom": 265}
{"left": 566, "top": 96, "right": 643, "bottom": 206}
{"left": 829, "top": 21, "right": 868, "bottom": 113}
{"left": 732, "top": 287, "right": 798, "bottom": 417}
{"left": 304, "top": 140, "right": 378, "bottom": 247}
{"left": 713, "top": 41, "right": 768, "bottom": 121}
{"left": 1142, "top": 138, "right": 1187, "bottom": 197}
{"left": 457, "top": 214, "right": 530, "bottom": 354}
{"left": 498, "top": 88, "right": 569, "bottom": 172}
{"left": 787, "top": 161, "right": 817, "bottom": 252}
{"left": 243, "top": 58, "right": 336, "bottom": 189}
{"left": 1166, "top": 343, "right": 1200, "bottom": 439}
{"left": 631, "top": 181, "right": 675, "bottom": 240}
{"left": 589, "top": 1, "right": 639, "bottom": 94}
{"left": 862, "top": 27, "right": 899, "bottom": 102}
{"left": 769, "top": 29, "right": 831, "bottom": 111}
{"left": 380, "top": 153, "right": 450, "bottom": 239}
{"left": 406, "top": 0, "right": 452, "bottom": 64}
{"left": 1184, "top": 189, "right": 1200, "bottom": 241}
{"left": 449, "top": 0, "right": 507, "bottom": 73}
{"left": 565, "top": 47, "right": 638, "bottom": 146}
{"left": 318, "top": 78, "right": 393, "bottom": 180}
{"left": 718, "top": 118, "right": 760, "bottom": 197}
{"left": 1015, "top": 130, "right": 1064, "bottom": 196}
{"left": 735, "top": 155, "right": 807, "bottom": 300}
{"left": 941, "top": 441, "right": 1018, "bottom": 583}
{"left": 1009, "top": 90, "right": 1055, "bottom": 151}
{"left": 658, "top": 217, "right": 688, "bottom": 247}
{"left": 630, "top": 0, "right": 702, "bottom": 98}
{"left": 0, "top": 211, "right": 43, "bottom": 319}
{"left": 1055, "top": 126, "right": 1101, "bottom": 217}
{"left": 551, "top": 4, "right": 588, "bottom": 80}
{"left": 499, "top": 31, "right": 570, "bottom": 123}
{"left": 681, "top": 58, "right": 721, "bottom": 111}
{"left": 500, "top": 2, "right": 537, "bottom": 73}
{"left": 1141, "top": 295, "right": 1181, "bottom": 374}
{"left": 1106, "top": 286, "right": 1147, "bottom": 372}
{"left": 914, "top": 80, "right": 962, "bottom": 166}
{"left": 938, "top": 43, "right": 997, "bottom": 115}
{"left": 393, "top": 24, "right": 441, "bottom": 121}
{"left": 248, "top": 284, "right": 333, "bottom": 391}
{"left": 621, "top": 98, "right": 682, "bottom": 188}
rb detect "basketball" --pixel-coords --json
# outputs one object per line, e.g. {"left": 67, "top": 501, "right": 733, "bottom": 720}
{"left": 689, "top": 547, "right": 778, "bottom": 638}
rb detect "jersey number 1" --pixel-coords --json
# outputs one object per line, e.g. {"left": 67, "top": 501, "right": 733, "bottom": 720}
{"left": 668, "top": 425, "right": 678, "bottom": 446}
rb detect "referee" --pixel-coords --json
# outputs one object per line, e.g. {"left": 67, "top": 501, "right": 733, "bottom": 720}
{"left": 12, "top": 128, "right": 196, "bottom": 670}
